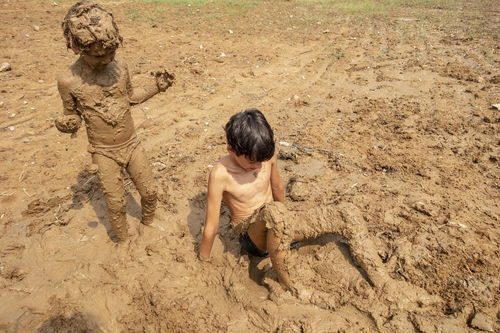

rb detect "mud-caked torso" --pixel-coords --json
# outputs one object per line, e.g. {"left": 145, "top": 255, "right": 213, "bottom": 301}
{"left": 69, "top": 58, "right": 135, "bottom": 146}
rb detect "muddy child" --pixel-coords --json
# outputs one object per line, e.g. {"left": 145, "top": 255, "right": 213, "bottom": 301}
{"left": 199, "top": 109, "right": 388, "bottom": 293}
{"left": 55, "top": 0, "right": 174, "bottom": 242}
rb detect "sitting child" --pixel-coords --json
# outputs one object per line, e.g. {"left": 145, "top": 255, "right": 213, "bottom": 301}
{"left": 199, "top": 109, "right": 387, "bottom": 292}
{"left": 56, "top": 0, "right": 174, "bottom": 242}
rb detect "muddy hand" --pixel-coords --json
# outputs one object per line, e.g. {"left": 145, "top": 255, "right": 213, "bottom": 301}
{"left": 151, "top": 69, "right": 175, "bottom": 92}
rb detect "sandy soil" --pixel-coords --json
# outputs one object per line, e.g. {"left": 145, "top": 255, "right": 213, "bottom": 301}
{"left": 0, "top": 0, "right": 498, "bottom": 332}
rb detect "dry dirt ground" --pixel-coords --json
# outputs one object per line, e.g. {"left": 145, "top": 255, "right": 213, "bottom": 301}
{"left": 0, "top": 0, "right": 499, "bottom": 332}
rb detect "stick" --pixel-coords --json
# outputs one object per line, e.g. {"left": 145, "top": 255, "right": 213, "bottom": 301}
{"left": 324, "top": 183, "right": 358, "bottom": 205}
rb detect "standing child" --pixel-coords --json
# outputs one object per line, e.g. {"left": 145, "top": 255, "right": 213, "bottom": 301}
{"left": 56, "top": 0, "right": 174, "bottom": 242}
{"left": 199, "top": 109, "right": 387, "bottom": 293}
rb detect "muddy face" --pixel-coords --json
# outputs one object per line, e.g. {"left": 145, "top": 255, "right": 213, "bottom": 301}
{"left": 80, "top": 44, "right": 116, "bottom": 70}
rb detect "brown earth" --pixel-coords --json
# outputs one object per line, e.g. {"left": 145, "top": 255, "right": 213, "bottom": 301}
{"left": 0, "top": 0, "right": 499, "bottom": 332}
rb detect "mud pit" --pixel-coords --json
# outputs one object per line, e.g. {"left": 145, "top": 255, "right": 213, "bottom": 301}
{"left": 0, "top": 0, "right": 498, "bottom": 332}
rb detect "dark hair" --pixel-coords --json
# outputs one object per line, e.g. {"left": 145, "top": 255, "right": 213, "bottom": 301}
{"left": 225, "top": 108, "right": 275, "bottom": 162}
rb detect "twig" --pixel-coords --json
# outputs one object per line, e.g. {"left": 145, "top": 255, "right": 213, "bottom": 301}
{"left": 324, "top": 183, "right": 358, "bottom": 205}
{"left": 18, "top": 166, "right": 26, "bottom": 183}
{"left": 22, "top": 188, "right": 33, "bottom": 197}
{"left": 54, "top": 204, "right": 62, "bottom": 223}
{"left": 81, "top": 176, "right": 96, "bottom": 188}
{"left": 0, "top": 192, "right": 14, "bottom": 196}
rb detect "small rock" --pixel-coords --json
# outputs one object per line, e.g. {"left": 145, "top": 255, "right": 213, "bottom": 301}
{"left": 279, "top": 141, "right": 291, "bottom": 147}
{"left": 51, "top": 1, "right": 58, "bottom": 6}
{"left": 32, "top": 25, "right": 40, "bottom": 31}
{"left": 0, "top": 63, "right": 11, "bottom": 72}
{"left": 491, "top": 104, "right": 500, "bottom": 110}
{"left": 8, "top": 126, "right": 15, "bottom": 131}
{"left": 152, "top": 161, "right": 166, "bottom": 171}
{"left": 288, "top": 179, "right": 309, "bottom": 201}
{"left": 470, "top": 312, "right": 494, "bottom": 332}
{"left": 228, "top": 29, "right": 233, "bottom": 34}
{"left": 0, "top": 101, "right": 4, "bottom": 107}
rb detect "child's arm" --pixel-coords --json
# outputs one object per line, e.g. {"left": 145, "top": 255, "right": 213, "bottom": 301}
{"left": 125, "top": 64, "right": 174, "bottom": 105}
{"left": 199, "top": 165, "right": 225, "bottom": 261}
{"left": 270, "top": 153, "right": 285, "bottom": 202}
{"left": 54, "top": 75, "right": 82, "bottom": 133}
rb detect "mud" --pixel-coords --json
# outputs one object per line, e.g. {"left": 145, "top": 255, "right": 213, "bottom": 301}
{"left": 62, "top": 0, "right": 122, "bottom": 53}
{"left": 0, "top": 0, "right": 498, "bottom": 332}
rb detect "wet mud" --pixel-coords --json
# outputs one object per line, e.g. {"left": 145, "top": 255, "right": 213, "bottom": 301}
{"left": 0, "top": 0, "right": 498, "bottom": 332}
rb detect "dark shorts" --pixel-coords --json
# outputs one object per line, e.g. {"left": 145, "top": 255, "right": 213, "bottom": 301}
{"left": 239, "top": 233, "right": 302, "bottom": 258}
{"left": 239, "top": 233, "right": 269, "bottom": 258}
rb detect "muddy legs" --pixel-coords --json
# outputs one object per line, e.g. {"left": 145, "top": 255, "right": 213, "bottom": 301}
{"left": 127, "top": 145, "right": 157, "bottom": 226}
{"left": 93, "top": 154, "right": 128, "bottom": 242}
{"left": 92, "top": 144, "right": 157, "bottom": 242}
{"left": 261, "top": 201, "right": 387, "bottom": 291}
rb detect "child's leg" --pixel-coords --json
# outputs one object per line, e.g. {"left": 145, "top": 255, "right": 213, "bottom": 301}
{"left": 126, "top": 144, "right": 157, "bottom": 225}
{"left": 262, "top": 202, "right": 386, "bottom": 290}
{"left": 93, "top": 154, "right": 128, "bottom": 241}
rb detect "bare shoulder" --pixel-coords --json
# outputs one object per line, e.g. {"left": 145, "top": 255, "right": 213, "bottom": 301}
{"left": 114, "top": 56, "right": 129, "bottom": 71}
{"left": 210, "top": 157, "right": 231, "bottom": 180}
{"left": 57, "top": 62, "right": 81, "bottom": 90}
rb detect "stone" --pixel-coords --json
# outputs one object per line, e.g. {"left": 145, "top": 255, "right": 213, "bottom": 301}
{"left": 0, "top": 62, "right": 11, "bottom": 72}
{"left": 470, "top": 312, "right": 494, "bottom": 332}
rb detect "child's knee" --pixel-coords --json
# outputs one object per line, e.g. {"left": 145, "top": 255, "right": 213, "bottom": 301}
{"left": 106, "top": 195, "right": 126, "bottom": 214}
{"left": 141, "top": 186, "right": 157, "bottom": 204}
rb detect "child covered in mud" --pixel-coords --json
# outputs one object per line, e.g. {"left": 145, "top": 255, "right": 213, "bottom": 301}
{"left": 55, "top": 1, "right": 174, "bottom": 242}
{"left": 199, "top": 109, "right": 388, "bottom": 293}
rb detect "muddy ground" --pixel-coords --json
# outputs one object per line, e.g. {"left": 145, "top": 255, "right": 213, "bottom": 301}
{"left": 0, "top": 0, "right": 498, "bottom": 332}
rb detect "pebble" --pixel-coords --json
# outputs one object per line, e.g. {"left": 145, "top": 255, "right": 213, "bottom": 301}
{"left": 8, "top": 126, "right": 15, "bottom": 131}
{"left": 0, "top": 62, "right": 11, "bottom": 72}
{"left": 470, "top": 312, "right": 494, "bottom": 332}
{"left": 32, "top": 25, "right": 40, "bottom": 31}
{"left": 279, "top": 141, "right": 291, "bottom": 147}
{"left": 0, "top": 101, "right": 4, "bottom": 107}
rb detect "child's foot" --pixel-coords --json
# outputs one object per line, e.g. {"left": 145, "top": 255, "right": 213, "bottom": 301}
{"left": 141, "top": 213, "right": 155, "bottom": 226}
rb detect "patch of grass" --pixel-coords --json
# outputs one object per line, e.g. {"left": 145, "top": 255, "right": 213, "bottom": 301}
{"left": 295, "top": 0, "right": 465, "bottom": 12}
{"left": 126, "top": 6, "right": 167, "bottom": 22}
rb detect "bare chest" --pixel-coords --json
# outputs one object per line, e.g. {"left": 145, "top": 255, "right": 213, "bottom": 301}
{"left": 225, "top": 167, "right": 272, "bottom": 203}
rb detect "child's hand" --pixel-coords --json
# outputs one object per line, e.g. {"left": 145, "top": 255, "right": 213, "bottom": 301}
{"left": 151, "top": 69, "right": 175, "bottom": 92}
{"left": 198, "top": 253, "right": 211, "bottom": 263}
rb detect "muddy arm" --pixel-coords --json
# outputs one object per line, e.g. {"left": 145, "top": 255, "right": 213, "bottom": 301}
{"left": 127, "top": 83, "right": 160, "bottom": 105}
{"left": 122, "top": 62, "right": 156, "bottom": 104}
{"left": 55, "top": 77, "right": 82, "bottom": 133}
{"left": 126, "top": 65, "right": 175, "bottom": 105}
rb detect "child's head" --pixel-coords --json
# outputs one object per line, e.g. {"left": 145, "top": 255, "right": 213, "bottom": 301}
{"left": 225, "top": 109, "right": 275, "bottom": 163}
{"left": 62, "top": 0, "right": 122, "bottom": 55}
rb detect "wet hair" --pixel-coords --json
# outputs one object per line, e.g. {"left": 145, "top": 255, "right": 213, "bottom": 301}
{"left": 225, "top": 108, "right": 275, "bottom": 162}
{"left": 62, "top": 0, "right": 122, "bottom": 54}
